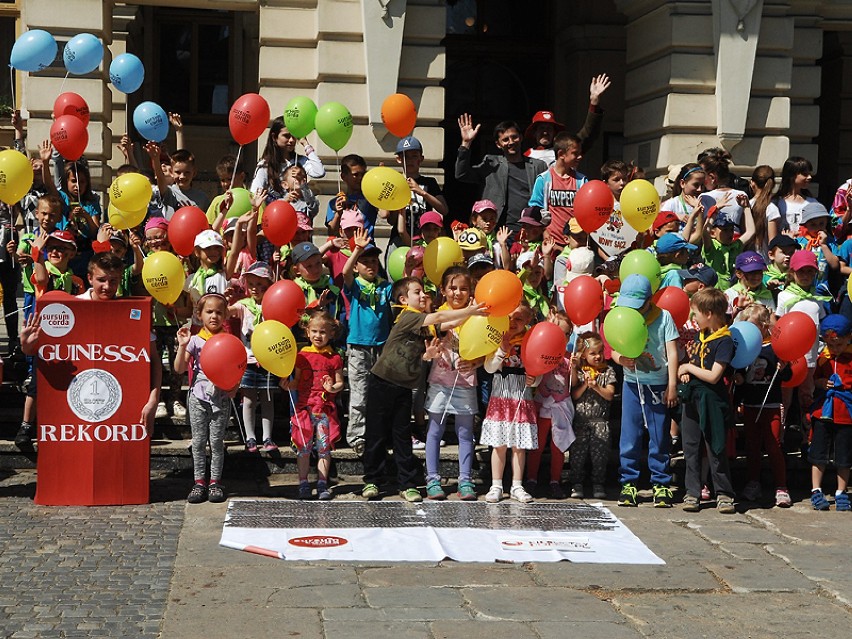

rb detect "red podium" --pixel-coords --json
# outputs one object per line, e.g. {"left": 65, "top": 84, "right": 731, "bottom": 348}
{"left": 34, "top": 296, "right": 153, "bottom": 506}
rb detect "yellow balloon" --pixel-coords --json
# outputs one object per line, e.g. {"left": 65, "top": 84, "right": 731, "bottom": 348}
{"left": 109, "top": 173, "right": 152, "bottom": 213}
{"left": 423, "top": 237, "right": 464, "bottom": 284}
{"left": 458, "top": 314, "right": 509, "bottom": 360}
{"left": 620, "top": 179, "right": 660, "bottom": 233}
{"left": 251, "top": 320, "right": 297, "bottom": 378}
{"left": 0, "top": 149, "right": 34, "bottom": 205}
{"left": 361, "top": 167, "right": 412, "bottom": 211}
{"left": 108, "top": 202, "right": 147, "bottom": 230}
{"left": 142, "top": 252, "right": 185, "bottom": 305}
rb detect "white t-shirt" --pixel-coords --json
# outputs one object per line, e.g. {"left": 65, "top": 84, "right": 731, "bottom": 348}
{"left": 776, "top": 197, "right": 819, "bottom": 235}
{"left": 704, "top": 188, "right": 747, "bottom": 228}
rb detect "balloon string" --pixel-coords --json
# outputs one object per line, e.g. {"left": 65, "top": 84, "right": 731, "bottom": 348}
{"left": 230, "top": 145, "right": 242, "bottom": 191}
{"left": 230, "top": 398, "right": 247, "bottom": 445}
{"left": 754, "top": 366, "right": 781, "bottom": 423}
{"left": 439, "top": 370, "right": 460, "bottom": 426}
{"left": 402, "top": 151, "right": 413, "bottom": 243}
{"left": 335, "top": 151, "right": 341, "bottom": 194}
{"left": 59, "top": 71, "right": 69, "bottom": 95}
{"left": 9, "top": 67, "right": 15, "bottom": 112}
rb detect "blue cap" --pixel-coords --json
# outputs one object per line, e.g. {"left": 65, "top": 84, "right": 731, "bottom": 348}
{"left": 655, "top": 233, "right": 697, "bottom": 254}
{"left": 359, "top": 243, "right": 382, "bottom": 257}
{"left": 678, "top": 264, "right": 718, "bottom": 287}
{"left": 712, "top": 212, "right": 735, "bottom": 228}
{"left": 821, "top": 314, "right": 852, "bottom": 338}
{"left": 616, "top": 274, "right": 652, "bottom": 310}
{"left": 396, "top": 136, "right": 423, "bottom": 154}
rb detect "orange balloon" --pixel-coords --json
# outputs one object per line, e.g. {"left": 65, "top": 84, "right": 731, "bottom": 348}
{"left": 475, "top": 270, "right": 523, "bottom": 317}
{"left": 381, "top": 93, "right": 417, "bottom": 138}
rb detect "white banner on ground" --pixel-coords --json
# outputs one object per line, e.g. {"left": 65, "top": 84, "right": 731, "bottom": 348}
{"left": 219, "top": 500, "right": 664, "bottom": 564}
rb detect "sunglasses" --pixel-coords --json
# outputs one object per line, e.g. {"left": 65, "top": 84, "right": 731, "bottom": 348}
{"left": 46, "top": 244, "right": 73, "bottom": 253}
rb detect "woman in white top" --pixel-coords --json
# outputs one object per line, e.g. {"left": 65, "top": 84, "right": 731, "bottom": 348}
{"left": 773, "top": 156, "right": 818, "bottom": 234}
{"left": 251, "top": 117, "right": 326, "bottom": 199}
{"left": 746, "top": 165, "right": 781, "bottom": 260}
{"left": 699, "top": 149, "right": 747, "bottom": 229}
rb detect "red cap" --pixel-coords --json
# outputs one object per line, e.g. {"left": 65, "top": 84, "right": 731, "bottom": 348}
{"left": 47, "top": 230, "right": 77, "bottom": 246}
{"left": 524, "top": 110, "right": 565, "bottom": 139}
{"left": 652, "top": 210, "right": 680, "bottom": 232}
{"left": 790, "top": 250, "right": 818, "bottom": 271}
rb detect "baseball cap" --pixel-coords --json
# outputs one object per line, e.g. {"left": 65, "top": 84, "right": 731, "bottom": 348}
{"left": 524, "top": 110, "right": 565, "bottom": 139}
{"left": 712, "top": 212, "right": 735, "bottom": 228}
{"left": 221, "top": 217, "right": 239, "bottom": 235}
{"left": 821, "top": 314, "right": 852, "bottom": 338}
{"left": 467, "top": 252, "right": 494, "bottom": 269}
{"left": 395, "top": 136, "right": 423, "bottom": 154}
{"left": 768, "top": 234, "right": 798, "bottom": 252}
{"left": 565, "top": 246, "right": 595, "bottom": 276}
{"left": 108, "top": 231, "right": 127, "bottom": 245}
{"left": 46, "top": 230, "right": 77, "bottom": 246}
{"left": 734, "top": 251, "right": 767, "bottom": 273}
{"left": 457, "top": 228, "right": 486, "bottom": 250}
{"left": 516, "top": 251, "right": 536, "bottom": 270}
{"left": 615, "top": 273, "right": 652, "bottom": 309}
{"left": 242, "top": 260, "right": 273, "bottom": 281}
{"left": 358, "top": 244, "right": 382, "bottom": 257}
{"left": 655, "top": 233, "right": 697, "bottom": 254}
{"left": 652, "top": 210, "right": 680, "bottom": 232}
{"left": 563, "top": 217, "right": 584, "bottom": 236}
{"left": 291, "top": 242, "right": 320, "bottom": 264}
{"left": 144, "top": 217, "right": 169, "bottom": 233}
{"left": 790, "top": 249, "right": 818, "bottom": 271}
{"left": 519, "top": 206, "right": 544, "bottom": 227}
{"left": 678, "top": 264, "right": 718, "bottom": 287}
{"left": 340, "top": 209, "right": 365, "bottom": 230}
{"left": 295, "top": 212, "right": 313, "bottom": 232}
{"left": 472, "top": 199, "right": 497, "bottom": 215}
{"left": 800, "top": 200, "right": 830, "bottom": 225}
{"left": 194, "top": 229, "right": 224, "bottom": 249}
{"left": 419, "top": 211, "right": 443, "bottom": 228}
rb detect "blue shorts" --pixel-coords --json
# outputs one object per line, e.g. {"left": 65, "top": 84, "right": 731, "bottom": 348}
{"left": 240, "top": 363, "right": 279, "bottom": 390}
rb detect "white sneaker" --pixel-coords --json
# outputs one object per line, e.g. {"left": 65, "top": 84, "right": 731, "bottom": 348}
{"left": 570, "top": 484, "right": 584, "bottom": 499}
{"left": 510, "top": 485, "right": 534, "bottom": 503}
{"left": 171, "top": 401, "right": 187, "bottom": 419}
{"left": 775, "top": 489, "right": 792, "bottom": 508}
{"left": 155, "top": 402, "right": 168, "bottom": 420}
{"left": 411, "top": 438, "right": 426, "bottom": 450}
{"left": 485, "top": 485, "right": 503, "bottom": 503}
{"left": 742, "top": 480, "right": 762, "bottom": 502}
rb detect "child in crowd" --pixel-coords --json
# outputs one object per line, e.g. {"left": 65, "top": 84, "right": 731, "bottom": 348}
{"left": 30, "top": 230, "right": 83, "bottom": 297}
{"left": 747, "top": 165, "right": 781, "bottom": 259}
{"left": 187, "top": 230, "right": 229, "bottom": 303}
{"left": 661, "top": 163, "right": 705, "bottom": 225}
{"left": 423, "top": 267, "right": 480, "bottom": 501}
{"left": 736, "top": 303, "right": 792, "bottom": 507}
{"left": 510, "top": 206, "right": 547, "bottom": 259}
{"left": 467, "top": 252, "right": 495, "bottom": 288}
{"left": 700, "top": 194, "right": 755, "bottom": 290}
{"left": 553, "top": 218, "right": 590, "bottom": 286}
{"left": 288, "top": 310, "right": 344, "bottom": 500}
{"left": 764, "top": 235, "right": 797, "bottom": 302}
{"left": 467, "top": 200, "right": 507, "bottom": 266}
{"left": 281, "top": 164, "right": 319, "bottom": 221}
{"left": 481, "top": 301, "right": 539, "bottom": 504}
{"left": 415, "top": 211, "right": 444, "bottom": 247}
{"left": 568, "top": 331, "right": 616, "bottom": 499}
{"left": 205, "top": 154, "right": 246, "bottom": 224}
{"left": 326, "top": 155, "right": 378, "bottom": 241}
{"left": 527, "top": 310, "right": 575, "bottom": 498}
{"left": 291, "top": 242, "right": 344, "bottom": 344}
{"left": 229, "top": 261, "right": 279, "bottom": 453}
{"left": 61, "top": 161, "right": 101, "bottom": 278}
{"left": 361, "top": 277, "right": 484, "bottom": 502}
{"left": 610, "top": 274, "right": 679, "bottom": 508}
{"left": 795, "top": 201, "right": 840, "bottom": 285}
{"left": 153, "top": 148, "right": 211, "bottom": 219}
{"left": 725, "top": 251, "right": 776, "bottom": 318}
{"left": 175, "top": 293, "right": 234, "bottom": 504}
{"left": 252, "top": 117, "right": 325, "bottom": 196}
{"left": 517, "top": 249, "right": 552, "bottom": 322}
{"left": 341, "top": 228, "right": 392, "bottom": 455}
{"left": 655, "top": 233, "right": 696, "bottom": 288}
{"left": 677, "top": 287, "right": 736, "bottom": 514}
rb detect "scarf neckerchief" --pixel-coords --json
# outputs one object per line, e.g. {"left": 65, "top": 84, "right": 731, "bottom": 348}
{"left": 764, "top": 263, "right": 786, "bottom": 283}
{"left": 798, "top": 228, "right": 822, "bottom": 252}
{"left": 392, "top": 304, "right": 437, "bottom": 337}
{"left": 660, "top": 263, "right": 680, "bottom": 275}
{"left": 238, "top": 296, "right": 263, "bottom": 326}
{"left": 697, "top": 326, "right": 732, "bottom": 368}
{"left": 191, "top": 266, "right": 219, "bottom": 294}
{"left": 355, "top": 275, "right": 385, "bottom": 308}
{"left": 45, "top": 262, "right": 73, "bottom": 293}
{"left": 523, "top": 282, "right": 550, "bottom": 318}
{"left": 780, "top": 282, "right": 831, "bottom": 312}
{"left": 198, "top": 328, "right": 214, "bottom": 341}
{"left": 295, "top": 274, "right": 340, "bottom": 306}
{"left": 643, "top": 305, "right": 662, "bottom": 326}
{"left": 817, "top": 344, "right": 852, "bottom": 367}
{"left": 732, "top": 281, "right": 774, "bottom": 305}
{"left": 301, "top": 344, "right": 334, "bottom": 355}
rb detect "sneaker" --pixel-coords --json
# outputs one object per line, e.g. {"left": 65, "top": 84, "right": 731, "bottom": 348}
{"left": 207, "top": 483, "right": 226, "bottom": 503}
{"left": 570, "top": 483, "right": 584, "bottom": 499}
{"left": 411, "top": 438, "right": 426, "bottom": 450}
{"left": 362, "top": 483, "right": 379, "bottom": 499}
{"left": 618, "top": 483, "right": 638, "bottom": 507}
{"left": 510, "top": 485, "right": 534, "bottom": 503}
{"left": 171, "top": 401, "right": 187, "bottom": 419}
{"left": 261, "top": 439, "right": 279, "bottom": 452}
{"left": 700, "top": 485, "right": 711, "bottom": 501}
{"left": 774, "top": 489, "right": 792, "bottom": 508}
{"left": 485, "top": 485, "right": 503, "bottom": 503}
{"left": 439, "top": 439, "right": 446, "bottom": 447}
{"left": 835, "top": 492, "right": 851, "bottom": 512}
{"left": 717, "top": 494, "right": 736, "bottom": 514}
{"left": 298, "top": 482, "right": 312, "bottom": 500}
{"left": 245, "top": 438, "right": 258, "bottom": 453}
{"left": 457, "top": 480, "right": 477, "bottom": 501}
{"left": 524, "top": 479, "right": 538, "bottom": 496}
{"left": 317, "top": 483, "right": 332, "bottom": 501}
{"left": 653, "top": 484, "right": 674, "bottom": 508}
{"left": 549, "top": 481, "right": 565, "bottom": 499}
{"left": 426, "top": 479, "right": 446, "bottom": 500}
{"left": 593, "top": 485, "right": 607, "bottom": 499}
{"left": 810, "top": 489, "right": 831, "bottom": 511}
{"left": 14, "top": 423, "right": 34, "bottom": 449}
{"left": 400, "top": 488, "right": 423, "bottom": 503}
{"left": 187, "top": 483, "right": 207, "bottom": 504}
{"left": 682, "top": 494, "right": 700, "bottom": 512}
{"left": 742, "top": 480, "right": 762, "bottom": 502}
{"left": 155, "top": 401, "right": 168, "bottom": 420}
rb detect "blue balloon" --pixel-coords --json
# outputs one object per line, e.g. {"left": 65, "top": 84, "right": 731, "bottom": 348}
{"left": 10, "top": 30, "right": 57, "bottom": 72}
{"left": 63, "top": 33, "right": 103, "bottom": 75}
{"left": 109, "top": 53, "right": 144, "bottom": 94}
{"left": 133, "top": 102, "right": 169, "bottom": 142}
{"left": 730, "top": 321, "right": 763, "bottom": 369}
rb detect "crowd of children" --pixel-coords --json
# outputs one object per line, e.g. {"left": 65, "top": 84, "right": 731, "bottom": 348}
{"left": 8, "top": 105, "right": 852, "bottom": 514}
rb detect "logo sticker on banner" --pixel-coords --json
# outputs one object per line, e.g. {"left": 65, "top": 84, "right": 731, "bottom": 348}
{"left": 39, "top": 303, "right": 75, "bottom": 337}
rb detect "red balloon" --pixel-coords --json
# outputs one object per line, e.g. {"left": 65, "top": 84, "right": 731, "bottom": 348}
{"left": 50, "top": 115, "right": 88, "bottom": 161}
{"left": 262, "top": 280, "right": 306, "bottom": 327}
{"left": 169, "top": 206, "right": 210, "bottom": 257}
{"left": 781, "top": 357, "right": 808, "bottom": 389}
{"left": 381, "top": 93, "right": 417, "bottom": 138}
{"left": 199, "top": 333, "right": 247, "bottom": 390}
{"left": 653, "top": 286, "right": 690, "bottom": 327}
{"left": 521, "top": 322, "right": 568, "bottom": 377}
{"left": 563, "top": 275, "right": 603, "bottom": 325}
{"left": 53, "top": 92, "right": 90, "bottom": 126}
{"left": 573, "top": 180, "right": 614, "bottom": 233}
{"left": 771, "top": 311, "right": 817, "bottom": 362}
{"left": 261, "top": 200, "right": 298, "bottom": 246}
{"left": 475, "top": 270, "right": 523, "bottom": 317}
{"left": 229, "top": 93, "right": 271, "bottom": 146}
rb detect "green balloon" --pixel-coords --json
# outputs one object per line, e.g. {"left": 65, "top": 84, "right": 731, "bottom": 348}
{"left": 387, "top": 246, "right": 409, "bottom": 281}
{"left": 226, "top": 188, "right": 252, "bottom": 219}
{"left": 603, "top": 307, "right": 648, "bottom": 359}
{"left": 284, "top": 96, "right": 318, "bottom": 139}
{"left": 619, "top": 249, "right": 662, "bottom": 292}
{"left": 315, "top": 101, "right": 353, "bottom": 151}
